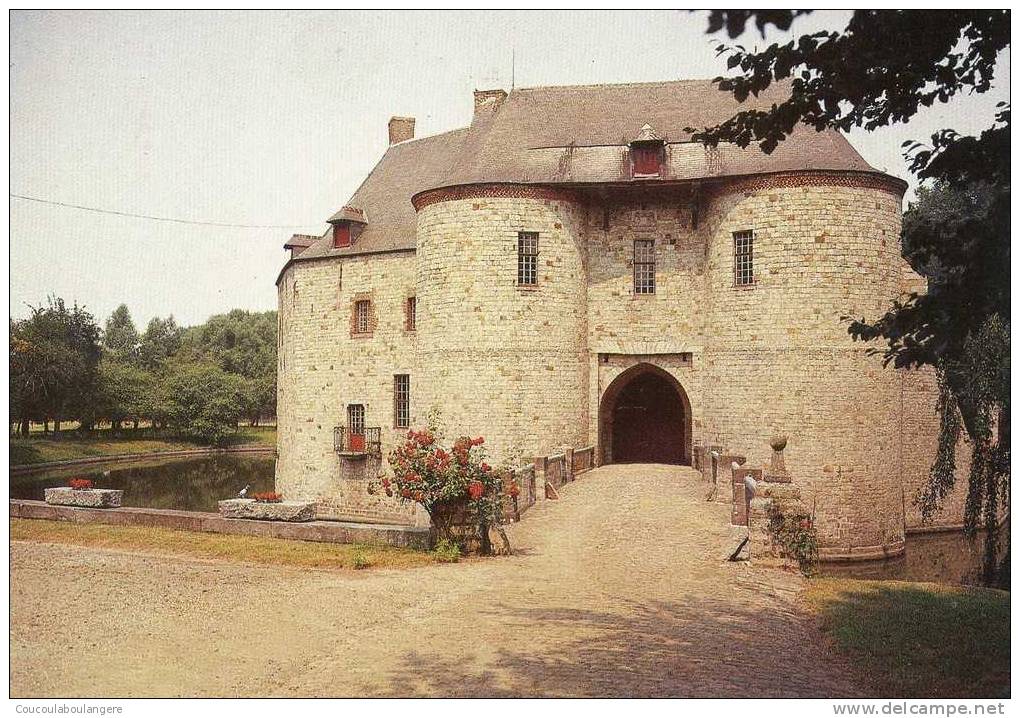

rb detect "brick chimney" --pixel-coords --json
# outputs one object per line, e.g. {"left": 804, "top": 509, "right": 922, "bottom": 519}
{"left": 473, "top": 89, "right": 507, "bottom": 115}
{"left": 388, "top": 116, "right": 415, "bottom": 145}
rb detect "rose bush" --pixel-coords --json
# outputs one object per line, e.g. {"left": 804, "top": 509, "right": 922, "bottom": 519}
{"left": 385, "top": 425, "right": 512, "bottom": 554}
{"left": 766, "top": 502, "right": 819, "bottom": 573}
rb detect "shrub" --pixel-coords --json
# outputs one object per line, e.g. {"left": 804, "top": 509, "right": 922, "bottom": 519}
{"left": 766, "top": 502, "right": 819, "bottom": 573}
{"left": 252, "top": 491, "right": 282, "bottom": 503}
{"left": 69, "top": 477, "right": 94, "bottom": 490}
{"left": 385, "top": 422, "right": 509, "bottom": 554}
{"left": 431, "top": 538, "right": 461, "bottom": 563}
{"left": 351, "top": 550, "right": 371, "bottom": 570}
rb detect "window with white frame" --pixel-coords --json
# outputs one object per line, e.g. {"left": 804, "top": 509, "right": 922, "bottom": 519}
{"left": 394, "top": 374, "right": 410, "bottom": 428}
{"left": 633, "top": 239, "right": 656, "bottom": 294}
{"left": 733, "top": 230, "right": 755, "bottom": 286}
{"left": 517, "top": 232, "right": 539, "bottom": 286}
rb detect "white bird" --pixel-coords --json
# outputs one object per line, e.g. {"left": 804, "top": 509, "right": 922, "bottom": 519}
{"left": 710, "top": 450, "right": 720, "bottom": 458}
{"left": 237, "top": 484, "right": 250, "bottom": 498}
{"left": 731, "top": 461, "right": 741, "bottom": 471}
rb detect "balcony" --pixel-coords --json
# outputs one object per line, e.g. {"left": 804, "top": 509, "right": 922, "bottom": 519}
{"left": 333, "top": 426, "right": 382, "bottom": 458}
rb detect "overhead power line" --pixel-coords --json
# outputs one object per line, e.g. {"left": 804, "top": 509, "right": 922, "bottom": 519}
{"left": 9, "top": 193, "right": 319, "bottom": 230}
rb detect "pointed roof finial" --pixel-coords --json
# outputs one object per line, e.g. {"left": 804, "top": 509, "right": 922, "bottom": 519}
{"left": 633, "top": 123, "right": 662, "bottom": 143}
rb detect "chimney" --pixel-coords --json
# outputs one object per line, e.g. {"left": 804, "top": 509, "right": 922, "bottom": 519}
{"left": 388, "top": 116, "right": 415, "bottom": 145}
{"left": 473, "top": 88, "right": 508, "bottom": 115}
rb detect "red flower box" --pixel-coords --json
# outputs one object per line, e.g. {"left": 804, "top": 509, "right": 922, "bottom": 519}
{"left": 349, "top": 433, "right": 366, "bottom": 452}
{"left": 69, "top": 478, "right": 94, "bottom": 490}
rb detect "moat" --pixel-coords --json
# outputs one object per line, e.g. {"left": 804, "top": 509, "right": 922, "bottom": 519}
{"left": 10, "top": 454, "right": 276, "bottom": 513}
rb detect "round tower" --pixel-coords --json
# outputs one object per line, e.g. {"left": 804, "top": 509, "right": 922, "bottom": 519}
{"left": 699, "top": 171, "right": 908, "bottom": 559}
{"left": 412, "top": 187, "right": 589, "bottom": 462}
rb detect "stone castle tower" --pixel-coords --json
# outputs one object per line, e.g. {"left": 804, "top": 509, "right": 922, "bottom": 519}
{"left": 275, "top": 80, "right": 967, "bottom": 563}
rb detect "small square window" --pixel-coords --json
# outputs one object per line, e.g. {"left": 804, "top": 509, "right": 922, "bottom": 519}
{"left": 633, "top": 239, "right": 655, "bottom": 294}
{"left": 518, "top": 232, "right": 539, "bottom": 286}
{"left": 734, "top": 230, "right": 755, "bottom": 286}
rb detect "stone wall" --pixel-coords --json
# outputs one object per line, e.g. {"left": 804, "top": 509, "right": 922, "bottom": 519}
{"left": 415, "top": 195, "right": 590, "bottom": 462}
{"left": 277, "top": 172, "right": 967, "bottom": 557}
{"left": 276, "top": 252, "right": 425, "bottom": 525}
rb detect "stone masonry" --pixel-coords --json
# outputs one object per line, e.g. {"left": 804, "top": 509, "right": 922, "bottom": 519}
{"left": 274, "top": 81, "right": 967, "bottom": 562}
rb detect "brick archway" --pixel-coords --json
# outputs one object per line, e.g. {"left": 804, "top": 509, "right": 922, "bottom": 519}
{"left": 599, "top": 363, "right": 692, "bottom": 466}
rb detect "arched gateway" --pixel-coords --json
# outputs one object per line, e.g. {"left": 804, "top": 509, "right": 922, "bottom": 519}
{"left": 598, "top": 363, "right": 692, "bottom": 466}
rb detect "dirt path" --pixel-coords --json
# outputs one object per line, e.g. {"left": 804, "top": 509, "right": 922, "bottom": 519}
{"left": 10, "top": 464, "right": 860, "bottom": 697}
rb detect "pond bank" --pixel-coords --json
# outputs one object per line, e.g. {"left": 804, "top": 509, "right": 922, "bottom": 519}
{"left": 10, "top": 444, "right": 275, "bottom": 476}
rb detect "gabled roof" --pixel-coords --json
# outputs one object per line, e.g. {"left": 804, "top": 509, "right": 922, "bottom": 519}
{"left": 286, "top": 79, "right": 885, "bottom": 271}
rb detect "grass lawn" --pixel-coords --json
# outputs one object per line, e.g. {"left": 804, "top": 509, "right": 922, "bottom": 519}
{"left": 10, "top": 518, "right": 438, "bottom": 571}
{"left": 10, "top": 426, "right": 276, "bottom": 466}
{"left": 805, "top": 578, "right": 1010, "bottom": 698}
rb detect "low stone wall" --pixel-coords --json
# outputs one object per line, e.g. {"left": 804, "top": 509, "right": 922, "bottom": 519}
{"left": 10, "top": 500, "right": 430, "bottom": 550}
{"left": 571, "top": 445, "right": 595, "bottom": 475}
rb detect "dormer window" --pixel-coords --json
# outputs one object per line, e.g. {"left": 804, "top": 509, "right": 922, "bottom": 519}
{"left": 333, "top": 223, "right": 351, "bottom": 248}
{"left": 328, "top": 206, "right": 367, "bottom": 250}
{"left": 630, "top": 123, "right": 665, "bottom": 178}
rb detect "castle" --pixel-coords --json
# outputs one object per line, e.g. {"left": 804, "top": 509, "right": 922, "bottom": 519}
{"left": 276, "top": 80, "right": 967, "bottom": 563}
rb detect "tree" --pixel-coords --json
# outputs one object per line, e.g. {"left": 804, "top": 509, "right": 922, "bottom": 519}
{"left": 139, "top": 315, "right": 184, "bottom": 370}
{"left": 183, "top": 309, "right": 278, "bottom": 424}
{"left": 693, "top": 10, "right": 1009, "bottom": 583}
{"left": 95, "top": 359, "right": 153, "bottom": 431}
{"left": 9, "top": 297, "right": 102, "bottom": 433}
{"left": 102, "top": 304, "right": 141, "bottom": 362}
{"left": 152, "top": 362, "right": 245, "bottom": 445}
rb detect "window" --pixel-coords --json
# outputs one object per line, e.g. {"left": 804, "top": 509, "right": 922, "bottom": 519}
{"left": 517, "top": 231, "right": 539, "bottom": 286}
{"left": 734, "top": 230, "right": 755, "bottom": 286}
{"left": 633, "top": 239, "right": 656, "bottom": 294}
{"left": 333, "top": 223, "right": 351, "bottom": 248}
{"left": 394, "top": 374, "right": 410, "bottom": 428}
{"left": 632, "top": 146, "right": 662, "bottom": 176}
{"left": 405, "top": 296, "right": 417, "bottom": 332}
{"left": 354, "top": 299, "right": 370, "bottom": 333}
{"left": 347, "top": 404, "right": 365, "bottom": 434}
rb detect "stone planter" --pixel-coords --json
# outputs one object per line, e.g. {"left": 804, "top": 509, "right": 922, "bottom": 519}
{"left": 218, "top": 498, "right": 315, "bottom": 522}
{"left": 44, "top": 487, "right": 123, "bottom": 508}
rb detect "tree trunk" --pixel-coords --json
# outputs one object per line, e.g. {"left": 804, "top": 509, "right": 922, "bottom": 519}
{"left": 133, "top": 419, "right": 139, "bottom": 430}
{"left": 54, "top": 419, "right": 61, "bottom": 433}
{"left": 19, "top": 418, "right": 29, "bottom": 436}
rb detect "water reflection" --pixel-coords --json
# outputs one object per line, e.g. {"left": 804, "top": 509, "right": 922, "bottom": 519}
{"left": 818, "top": 528, "right": 996, "bottom": 586}
{"left": 10, "top": 454, "right": 276, "bottom": 513}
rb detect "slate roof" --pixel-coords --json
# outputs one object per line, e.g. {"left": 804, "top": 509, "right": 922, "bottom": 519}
{"left": 285, "top": 79, "right": 884, "bottom": 269}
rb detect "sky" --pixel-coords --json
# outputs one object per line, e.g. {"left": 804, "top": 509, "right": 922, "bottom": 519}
{"left": 9, "top": 10, "right": 1010, "bottom": 328}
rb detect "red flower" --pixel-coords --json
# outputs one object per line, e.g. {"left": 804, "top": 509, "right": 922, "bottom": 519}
{"left": 401, "top": 488, "right": 411, "bottom": 498}
{"left": 480, "top": 463, "right": 491, "bottom": 473}
{"left": 467, "top": 481, "right": 485, "bottom": 500}
{"left": 385, "top": 488, "right": 394, "bottom": 497}
{"left": 69, "top": 478, "right": 93, "bottom": 490}
{"left": 508, "top": 482, "right": 520, "bottom": 498}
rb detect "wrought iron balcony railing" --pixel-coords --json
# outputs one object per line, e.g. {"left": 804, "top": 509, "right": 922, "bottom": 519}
{"left": 333, "top": 426, "right": 382, "bottom": 457}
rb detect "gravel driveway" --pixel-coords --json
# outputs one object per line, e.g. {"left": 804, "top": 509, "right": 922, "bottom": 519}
{"left": 10, "top": 464, "right": 860, "bottom": 697}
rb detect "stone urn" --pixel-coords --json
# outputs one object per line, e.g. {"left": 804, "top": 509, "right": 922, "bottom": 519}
{"left": 765, "top": 435, "right": 791, "bottom": 483}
